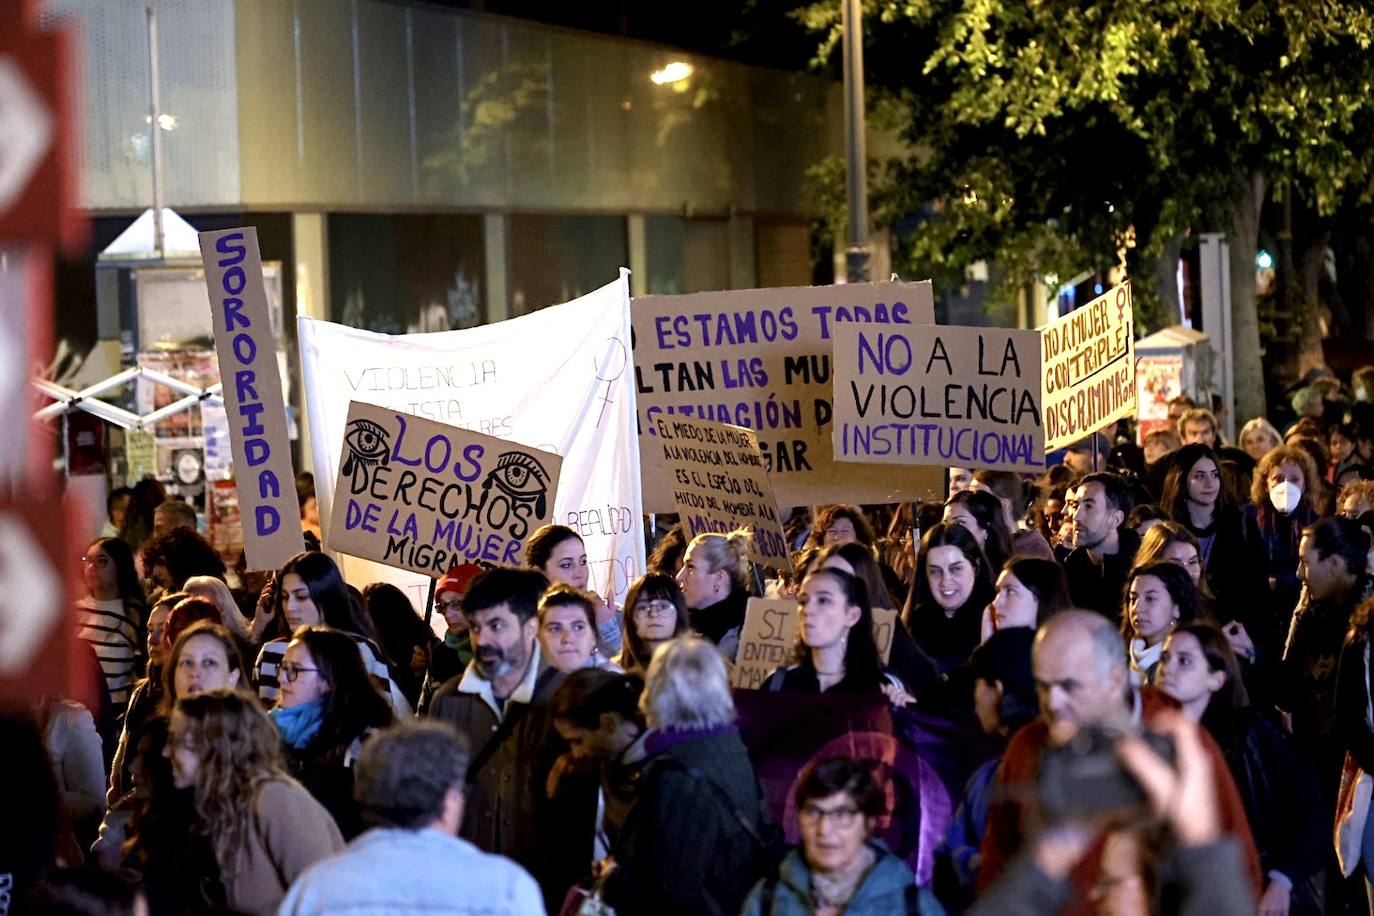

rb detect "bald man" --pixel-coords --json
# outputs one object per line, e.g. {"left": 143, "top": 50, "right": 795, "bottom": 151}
{"left": 977, "top": 611, "right": 1261, "bottom": 911}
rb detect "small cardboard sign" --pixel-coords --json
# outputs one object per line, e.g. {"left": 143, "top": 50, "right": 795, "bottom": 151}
{"left": 653, "top": 415, "right": 790, "bottom": 571}
{"left": 633, "top": 283, "right": 944, "bottom": 511}
{"left": 831, "top": 323, "right": 1044, "bottom": 473}
{"left": 326, "top": 401, "right": 562, "bottom": 577}
{"left": 731, "top": 597, "right": 897, "bottom": 690}
{"left": 200, "top": 227, "right": 302, "bottom": 570}
{"left": 1040, "top": 282, "right": 1136, "bottom": 450}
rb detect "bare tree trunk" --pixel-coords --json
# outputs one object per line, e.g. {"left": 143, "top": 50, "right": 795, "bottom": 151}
{"left": 1229, "top": 169, "right": 1267, "bottom": 423}
{"left": 1153, "top": 233, "right": 1186, "bottom": 330}
{"left": 1297, "top": 233, "right": 1328, "bottom": 376}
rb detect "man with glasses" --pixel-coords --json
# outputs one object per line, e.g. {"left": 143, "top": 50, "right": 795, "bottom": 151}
{"left": 416, "top": 563, "right": 482, "bottom": 713}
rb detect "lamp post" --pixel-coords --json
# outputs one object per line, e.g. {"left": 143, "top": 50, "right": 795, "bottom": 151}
{"left": 842, "top": 0, "right": 869, "bottom": 283}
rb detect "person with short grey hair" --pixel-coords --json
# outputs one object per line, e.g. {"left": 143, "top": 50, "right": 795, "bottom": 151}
{"left": 976, "top": 611, "right": 1263, "bottom": 895}
{"left": 639, "top": 635, "right": 736, "bottom": 731}
{"left": 602, "top": 636, "right": 767, "bottom": 916}
{"left": 278, "top": 720, "right": 544, "bottom": 915}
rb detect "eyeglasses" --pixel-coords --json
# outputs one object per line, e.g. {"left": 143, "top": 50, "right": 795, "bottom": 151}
{"left": 80, "top": 554, "right": 112, "bottom": 566}
{"left": 798, "top": 802, "right": 861, "bottom": 828}
{"left": 279, "top": 663, "right": 319, "bottom": 683}
{"left": 436, "top": 599, "right": 464, "bottom": 612}
{"left": 633, "top": 600, "right": 677, "bottom": 618}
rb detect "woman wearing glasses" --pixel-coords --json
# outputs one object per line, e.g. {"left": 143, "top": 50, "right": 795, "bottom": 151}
{"left": 615, "top": 573, "right": 690, "bottom": 673}
{"left": 269, "top": 625, "right": 394, "bottom": 839}
{"left": 165, "top": 689, "right": 342, "bottom": 915}
{"left": 252, "top": 551, "right": 408, "bottom": 716}
{"left": 741, "top": 757, "right": 920, "bottom": 916}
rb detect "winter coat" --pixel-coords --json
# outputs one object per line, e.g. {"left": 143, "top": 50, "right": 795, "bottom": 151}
{"left": 427, "top": 655, "right": 595, "bottom": 913}
{"left": 601, "top": 727, "right": 766, "bottom": 916}
{"left": 740, "top": 841, "right": 933, "bottom": 916}
{"left": 1058, "top": 527, "right": 1141, "bottom": 623}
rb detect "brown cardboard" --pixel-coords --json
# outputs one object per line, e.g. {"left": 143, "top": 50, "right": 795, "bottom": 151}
{"left": 1040, "top": 281, "right": 1136, "bottom": 450}
{"left": 326, "top": 400, "right": 562, "bottom": 577}
{"left": 200, "top": 227, "right": 302, "bottom": 570}
{"left": 831, "top": 323, "right": 1044, "bottom": 473}
{"left": 633, "top": 283, "right": 943, "bottom": 511}
{"left": 653, "top": 415, "right": 790, "bottom": 570}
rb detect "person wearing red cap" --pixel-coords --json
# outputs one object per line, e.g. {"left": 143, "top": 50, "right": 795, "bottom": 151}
{"left": 417, "top": 563, "right": 483, "bottom": 713}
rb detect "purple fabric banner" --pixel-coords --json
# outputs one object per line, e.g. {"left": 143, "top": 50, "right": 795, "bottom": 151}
{"left": 734, "top": 691, "right": 1000, "bottom": 885}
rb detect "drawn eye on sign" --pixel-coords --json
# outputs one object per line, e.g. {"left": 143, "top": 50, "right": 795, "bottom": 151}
{"left": 594, "top": 336, "right": 627, "bottom": 428}
{"left": 480, "top": 451, "right": 552, "bottom": 536}
{"left": 342, "top": 418, "right": 391, "bottom": 477}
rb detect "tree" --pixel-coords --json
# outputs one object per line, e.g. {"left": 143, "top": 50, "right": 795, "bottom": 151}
{"left": 798, "top": 0, "right": 1374, "bottom": 421}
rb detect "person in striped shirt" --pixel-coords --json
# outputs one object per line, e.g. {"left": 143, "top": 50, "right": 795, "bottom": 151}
{"left": 253, "top": 551, "right": 410, "bottom": 717}
{"left": 77, "top": 538, "right": 147, "bottom": 710}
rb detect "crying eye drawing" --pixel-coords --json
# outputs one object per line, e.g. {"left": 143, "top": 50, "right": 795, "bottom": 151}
{"left": 492, "top": 452, "right": 549, "bottom": 496}
{"left": 342, "top": 419, "right": 391, "bottom": 476}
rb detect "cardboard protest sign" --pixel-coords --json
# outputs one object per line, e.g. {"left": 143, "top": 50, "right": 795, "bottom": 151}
{"left": 653, "top": 415, "right": 789, "bottom": 570}
{"left": 633, "top": 283, "right": 943, "bottom": 511}
{"left": 200, "top": 228, "right": 301, "bottom": 570}
{"left": 832, "top": 323, "right": 1044, "bottom": 473}
{"left": 326, "top": 401, "right": 562, "bottom": 577}
{"left": 731, "top": 597, "right": 896, "bottom": 690}
{"left": 300, "top": 273, "right": 642, "bottom": 611}
{"left": 1040, "top": 282, "right": 1136, "bottom": 450}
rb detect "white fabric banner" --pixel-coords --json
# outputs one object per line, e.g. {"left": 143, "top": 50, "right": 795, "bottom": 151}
{"left": 299, "top": 271, "right": 643, "bottom": 614}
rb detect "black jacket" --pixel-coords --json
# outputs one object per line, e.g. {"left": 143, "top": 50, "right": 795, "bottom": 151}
{"left": 1219, "top": 710, "right": 1327, "bottom": 913}
{"left": 691, "top": 588, "right": 751, "bottom": 646}
{"left": 1059, "top": 527, "right": 1140, "bottom": 622}
{"left": 602, "top": 728, "right": 766, "bottom": 916}
{"left": 1185, "top": 507, "right": 1270, "bottom": 629}
{"left": 907, "top": 579, "right": 993, "bottom": 675}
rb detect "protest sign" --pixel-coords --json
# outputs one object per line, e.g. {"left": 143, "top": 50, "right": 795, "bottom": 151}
{"left": 327, "top": 401, "right": 562, "bottom": 577}
{"left": 832, "top": 323, "right": 1044, "bottom": 473}
{"left": 124, "top": 429, "right": 156, "bottom": 482}
{"left": 1040, "top": 282, "right": 1136, "bottom": 450}
{"left": 653, "top": 415, "right": 789, "bottom": 570}
{"left": 633, "top": 283, "right": 943, "bottom": 511}
{"left": 731, "top": 597, "right": 896, "bottom": 689}
{"left": 200, "top": 228, "right": 301, "bottom": 570}
{"left": 300, "top": 272, "right": 642, "bottom": 610}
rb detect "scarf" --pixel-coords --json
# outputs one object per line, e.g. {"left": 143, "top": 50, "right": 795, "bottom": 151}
{"left": 270, "top": 697, "right": 325, "bottom": 749}
{"left": 644, "top": 722, "right": 738, "bottom": 757}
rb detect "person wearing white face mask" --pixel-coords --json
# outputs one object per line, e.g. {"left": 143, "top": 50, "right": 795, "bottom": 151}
{"left": 1245, "top": 445, "right": 1323, "bottom": 631}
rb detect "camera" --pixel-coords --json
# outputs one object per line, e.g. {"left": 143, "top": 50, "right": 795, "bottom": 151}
{"left": 1038, "top": 724, "right": 1176, "bottom": 822}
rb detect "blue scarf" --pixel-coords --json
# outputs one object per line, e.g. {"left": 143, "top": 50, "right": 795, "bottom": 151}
{"left": 270, "top": 697, "right": 325, "bottom": 749}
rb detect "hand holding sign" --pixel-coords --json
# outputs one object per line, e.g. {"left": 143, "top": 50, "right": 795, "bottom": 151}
{"left": 327, "top": 401, "right": 562, "bottom": 577}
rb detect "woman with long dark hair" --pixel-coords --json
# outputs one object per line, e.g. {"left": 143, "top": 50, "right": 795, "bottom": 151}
{"left": 763, "top": 567, "right": 895, "bottom": 697}
{"left": 268, "top": 625, "right": 394, "bottom": 839}
{"left": 1160, "top": 622, "right": 1326, "bottom": 915}
{"left": 1121, "top": 561, "right": 1207, "bottom": 684}
{"left": 1161, "top": 443, "right": 1267, "bottom": 623}
{"left": 549, "top": 669, "right": 649, "bottom": 847}
{"left": 944, "top": 489, "right": 1014, "bottom": 579}
{"left": 903, "top": 523, "right": 995, "bottom": 673}
{"left": 78, "top": 537, "right": 147, "bottom": 709}
{"left": 985, "top": 556, "right": 1071, "bottom": 636}
{"left": 614, "top": 573, "right": 690, "bottom": 673}
{"left": 361, "top": 582, "right": 435, "bottom": 707}
{"left": 252, "top": 552, "right": 406, "bottom": 715}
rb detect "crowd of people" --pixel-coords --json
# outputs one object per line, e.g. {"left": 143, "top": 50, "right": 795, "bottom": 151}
{"left": 12, "top": 373, "right": 1374, "bottom": 916}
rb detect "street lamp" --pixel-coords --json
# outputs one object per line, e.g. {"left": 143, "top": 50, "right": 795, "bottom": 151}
{"left": 842, "top": 0, "right": 869, "bottom": 282}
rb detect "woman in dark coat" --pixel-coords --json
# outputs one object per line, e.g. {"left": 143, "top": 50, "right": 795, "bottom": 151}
{"left": 1159, "top": 622, "right": 1326, "bottom": 914}
{"left": 602, "top": 637, "right": 768, "bottom": 916}
{"left": 1161, "top": 444, "right": 1268, "bottom": 634}
{"left": 902, "top": 523, "right": 995, "bottom": 674}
